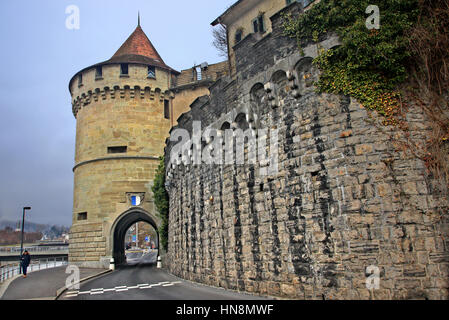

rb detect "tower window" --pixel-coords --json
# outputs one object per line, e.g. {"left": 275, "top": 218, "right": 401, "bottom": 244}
{"left": 253, "top": 19, "right": 259, "bottom": 33}
{"left": 78, "top": 74, "right": 83, "bottom": 87}
{"left": 253, "top": 15, "right": 265, "bottom": 33}
{"left": 108, "top": 146, "right": 127, "bottom": 154}
{"left": 258, "top": 15, "right": 265, "bottom": 32}
{"left": 148, "top": 66, "right": 156, "bottom": 79}
{"left": 95, "top": 66, "right": 103, "bottom": 79}
{"left": 77, "top": 212, "right": 87, "bottom": 221}
{"left": 235, "top": 30, "right": 242, "bottom": 44}
{"left": 164, "top": 100, "right": 170, "bottom": 119}
{"left": 120, "top": 63, "right": 128, "bottom": 76}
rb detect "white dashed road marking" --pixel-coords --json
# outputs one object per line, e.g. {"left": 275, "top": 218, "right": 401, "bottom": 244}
{"left": 91, "top": 291, "right": 104, "bottom": 295}
{"left": 64, "top": 281, "right": 182, "bottom": 298}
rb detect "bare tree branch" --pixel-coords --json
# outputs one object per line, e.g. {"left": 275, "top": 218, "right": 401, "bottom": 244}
{"left": 212, "top": 24, "right": 228, "bottom": 58}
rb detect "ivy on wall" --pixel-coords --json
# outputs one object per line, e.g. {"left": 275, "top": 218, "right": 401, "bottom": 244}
{"left": 283, "top": 0, "right": 419, "bottom": 124}
{"left": 284, "top": 0, "right": 449, "bottom": 190}
{"left": 152, "top": 156, "right": 169, "bottom": 252}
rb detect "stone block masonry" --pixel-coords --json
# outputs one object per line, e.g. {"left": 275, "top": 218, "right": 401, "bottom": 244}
{"left": 68, "top": 28, "right": 173, "bottom": 268}
{"left": 164, "top": 3, "right": 449, "bottom": 299}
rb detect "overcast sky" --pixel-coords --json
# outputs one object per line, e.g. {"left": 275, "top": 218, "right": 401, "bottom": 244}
{"left": 0, "top": 0, "right": 235, "bottom": 226}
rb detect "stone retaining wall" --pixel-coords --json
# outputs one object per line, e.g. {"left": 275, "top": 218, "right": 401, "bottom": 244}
{"left": 164, "top": 3, "right": 448, "bottom": 299}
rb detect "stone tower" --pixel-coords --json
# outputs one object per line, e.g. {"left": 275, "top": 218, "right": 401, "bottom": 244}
{"left": 68, "top": 21, "right": 178, "bottom": 268}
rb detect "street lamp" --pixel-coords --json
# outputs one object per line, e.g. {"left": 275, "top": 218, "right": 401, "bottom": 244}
{"left": 19, "top": 206, "right": 31, "bottom": 274}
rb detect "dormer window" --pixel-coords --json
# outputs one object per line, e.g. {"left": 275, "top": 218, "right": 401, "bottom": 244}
{"left": 95, "top": 66, "right": 103, "bottom": 79}
{"left": 148, "top": 66, "right": 156, "bottom": 79}
{"left": 120, "top": 63, "right": 129, "bottom": 76}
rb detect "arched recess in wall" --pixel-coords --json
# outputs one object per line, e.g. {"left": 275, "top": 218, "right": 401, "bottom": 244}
{"left": 220, "top": 121, "right": 231, "bottom": 142}
{"left": 219, "top": 121, "right": 231, "bottom": 160}
{"left": 154, "top": 87, "right": 162, "bottom": 100}
{"left": 111, "top": 208, "right": 159, "bottom": 266}
{"left": 271, "top": 70, "right": 288, "bottom": 100}
{"left": 134, "top": 85, "right": 141, "bottom": 98}
{"left": 220, "top": 121, "right": 231, "bottom": 130}
{"left": 234, "top": 113, "right": 254, "bottom": 164}
{"left": 144, "top": 86, "right": 151, "bottom": 99}
{"left": 295, "top": 57, "right": 319, "bottom": 96}
{"left": 235, "top": 113, "right": 249, "bottom": 131}
{"left": 250, "top": 82, "right": 264, "bottom": 124}
{"left": 95, "top": 88, "right": 101, "bottom": 100}
{"left": 104, "top": 86, "right": 110, "bottom": 99}
{"left": 250, "top": 83, "right": 265, "bottom": 106}
{"left": 124, "top": 85, "right": 131, "bottom": 99}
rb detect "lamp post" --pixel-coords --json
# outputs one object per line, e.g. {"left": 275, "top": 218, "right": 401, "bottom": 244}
{"left": 19, "top": 206, "right": 31, "bottom": 274}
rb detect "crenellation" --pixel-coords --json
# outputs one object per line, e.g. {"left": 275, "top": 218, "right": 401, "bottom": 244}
{"left": 71, "top": 83, "right": 173, "bottom": 117}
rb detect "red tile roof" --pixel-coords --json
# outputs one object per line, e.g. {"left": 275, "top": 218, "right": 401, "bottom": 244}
{"left": 111, "top": 25, "right": 165, "bottom": 64}
{"left": 69, "top": 24, "right": 179, "bottom": 94}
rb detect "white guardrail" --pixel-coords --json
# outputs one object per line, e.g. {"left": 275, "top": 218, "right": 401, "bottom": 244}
{"left": 0, "top": 257, "right": 68, "bottom": 283}
{"left": 0, "top": 246, "right": 68, "bottom": 253}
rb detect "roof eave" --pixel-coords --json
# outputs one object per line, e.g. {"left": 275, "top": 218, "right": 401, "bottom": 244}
{"left": 68, "top": 59, "right": 180, "bottom": 95}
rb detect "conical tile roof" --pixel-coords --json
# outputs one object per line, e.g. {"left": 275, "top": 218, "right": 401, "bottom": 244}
{"left": 69, "top": 23, "right": 180, "bottom": 93}
{"left": 110, "top": 25, "right": 165, "bottom": 65}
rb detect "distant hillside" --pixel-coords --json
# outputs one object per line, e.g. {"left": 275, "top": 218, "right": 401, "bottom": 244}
{"left": 0, "top": 220, "right": 69, "bottom": 238}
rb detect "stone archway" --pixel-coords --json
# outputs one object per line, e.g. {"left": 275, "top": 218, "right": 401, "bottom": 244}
{"left": 111, "top": 208, "right": 159, "bottom": 266}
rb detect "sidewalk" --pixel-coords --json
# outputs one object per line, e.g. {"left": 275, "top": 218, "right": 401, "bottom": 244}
{"left": 0, "top": 266, "right": 110, "bottom": 300}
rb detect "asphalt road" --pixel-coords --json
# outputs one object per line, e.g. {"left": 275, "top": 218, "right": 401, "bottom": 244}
{"left": 59, "top": 252, "right": 270, "bottom": 300}
{"left": 124, "top": 249, "right": 156, "bottom": 265}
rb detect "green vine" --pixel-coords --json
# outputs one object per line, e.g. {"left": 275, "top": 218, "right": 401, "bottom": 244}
{"left": 152, "top": 156, "right": 169, "bottom": 252}
{"left": 283, "top": 0, "right": 419, "bottom": 125}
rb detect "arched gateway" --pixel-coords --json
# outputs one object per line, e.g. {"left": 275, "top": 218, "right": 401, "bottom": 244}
{"left": 111, "top": 208, "right": 159, "bottom": 265}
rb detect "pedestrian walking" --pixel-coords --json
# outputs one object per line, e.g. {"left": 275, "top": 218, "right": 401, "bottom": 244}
{"left": 21, "top": 250, "right": 31, "bottom": 278}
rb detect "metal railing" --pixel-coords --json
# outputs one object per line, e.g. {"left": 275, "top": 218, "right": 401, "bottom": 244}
{"left": 0, "top": 256, "right": 68, "bottom": 283}
{"left": 0, "top": 246, "right": 68, "bottom": 253}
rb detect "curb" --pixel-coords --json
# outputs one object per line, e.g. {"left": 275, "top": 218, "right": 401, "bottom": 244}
{"left": 0, "top": 275, "right": 21, "bottom": 300}
{"left": 164, "top": 269, "right": 276, "bottom": 300}
{"left": 54, "top": 269, "right": 112, "bottom": 300}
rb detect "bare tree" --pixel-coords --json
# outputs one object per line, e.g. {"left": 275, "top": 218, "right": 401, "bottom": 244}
{"left": 212, "top": 24, "right": 228, "bottom": 58}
